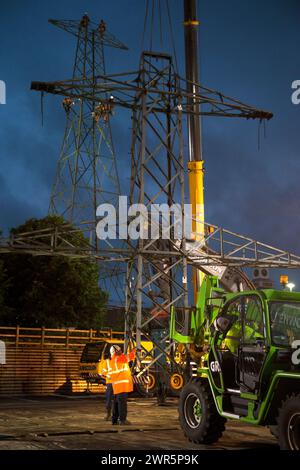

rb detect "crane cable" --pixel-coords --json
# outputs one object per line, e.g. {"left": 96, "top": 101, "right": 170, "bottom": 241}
{"left": 257, "top": 119, "right": 267, "bottom": 151}
{"left": 141, "top": 0, "right": 149, "bottom": 51}
{"left": 166, "top": 0, "right": 179, "bottom": 72}
{"left": 158, "top": 0, "right": 163, "bottom": 50}
{"left": 150, "top": 0, "right": 155, "bottom": 51}
{"left": 141, "top": 0, "right": 179, "bottom": 73}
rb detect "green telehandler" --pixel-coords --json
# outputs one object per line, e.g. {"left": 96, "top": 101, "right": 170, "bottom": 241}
{"left": 170, "top": 275, "right": 300, "bottom": 449}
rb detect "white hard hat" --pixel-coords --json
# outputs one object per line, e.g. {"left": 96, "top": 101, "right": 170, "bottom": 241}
{"left": 110, "top": 344, "right": 121, "bottom": 356}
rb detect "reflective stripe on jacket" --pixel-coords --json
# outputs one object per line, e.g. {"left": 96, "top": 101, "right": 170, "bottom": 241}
{"left": 102, "top": 359, "right": 112, "bottom": 384}
{"left": 109, "top": 353, "right": 134, "bottom": 395}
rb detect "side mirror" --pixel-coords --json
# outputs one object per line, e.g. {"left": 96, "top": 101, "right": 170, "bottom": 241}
{"left": 214, "top": 316, "right": 231, "bottom": 333}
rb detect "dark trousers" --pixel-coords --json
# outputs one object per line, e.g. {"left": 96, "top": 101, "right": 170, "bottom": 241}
{"left": 105, "top": 383, "right": 113, "bottom": 412}
{"left": 112, "top": 392, "right": 128, "bottom": 424}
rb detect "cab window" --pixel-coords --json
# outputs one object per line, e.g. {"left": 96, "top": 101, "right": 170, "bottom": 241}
{"left": 80, "top": 343, "right": 105, "bottom": 363}
{"left": 243, "top": 296, "right": 265, "bottom": 344}
{"left": 217, "top": 295, "right": 265, "bottom": 353}
{"left": 218, "top": 298, "right": 243, "bottom": 353}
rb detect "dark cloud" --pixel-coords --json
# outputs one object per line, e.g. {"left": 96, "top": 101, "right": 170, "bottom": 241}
{"left": 0, "top": 173, "right": 43, "bottom": 233}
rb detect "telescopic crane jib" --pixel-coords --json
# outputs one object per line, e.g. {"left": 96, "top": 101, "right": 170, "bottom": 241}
{"left": 184, "top": 0, "right": 205, "bottom": 297}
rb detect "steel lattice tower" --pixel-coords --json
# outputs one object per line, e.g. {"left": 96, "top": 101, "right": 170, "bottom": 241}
{"left": 48, "top": 15, "right": 127, "bottom": 232}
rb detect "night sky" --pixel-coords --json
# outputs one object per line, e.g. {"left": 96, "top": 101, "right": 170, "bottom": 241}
{"left": 1, "top": 0, "right": 300, "bottom": 286}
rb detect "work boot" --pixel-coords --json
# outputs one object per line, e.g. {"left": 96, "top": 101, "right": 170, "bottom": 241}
{"left": 119, "top": 420, "right": 131, "bottom": 425}
{"left": 104, "top": 409, "right": 111, "bottom": 421}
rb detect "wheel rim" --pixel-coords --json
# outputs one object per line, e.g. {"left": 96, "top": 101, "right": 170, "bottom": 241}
{"left": 147, "top": 373, "right": 156, "bottom": 391}
{"left": 170, "top": 373, "right": 184, "bottom": 391}
{"left": 288, "top": 413, "right": 300, "bottom": 450}
{"left": 184, "top": 392, "right": 202, "bottom": 429}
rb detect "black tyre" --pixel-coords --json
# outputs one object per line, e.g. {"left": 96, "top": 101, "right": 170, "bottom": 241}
{"left": 179, "top": 379, "right": 226, "bottom": 444}
{"left": 277, "top": 393, "right": 300, "bottom": 450}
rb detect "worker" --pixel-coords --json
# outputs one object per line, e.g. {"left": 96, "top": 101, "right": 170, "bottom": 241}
{"left": 92, "top": 97, "right": 114, "bottom": 123}
{"left": 102, "top": 96, "right": 115, "bottom": 122}
{"left": 99, "top": 19, "right": 106, "bottom": 36}
{"left": 62, "top": 97, "right": 74, "bottom": 113}
{"left": 80, "top": 14, "right": 89, "bottom": 28}
{"left": 223, "top": 301, "right": 264, "bottom": 354}
{"left": 102, "top": 356, "right": 113, "bottom": 421}
{"left": 109, "top": 344, "right": 136, "bottom": 425}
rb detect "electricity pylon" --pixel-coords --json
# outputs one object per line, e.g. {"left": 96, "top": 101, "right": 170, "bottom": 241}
{"left": 42, "top": 16, "right": 128, "bottom": 304}
{"left": 48, "top": 15, "right": 127, "bottom": 234}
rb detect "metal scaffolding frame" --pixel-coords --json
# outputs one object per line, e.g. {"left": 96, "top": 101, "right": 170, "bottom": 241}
{"left": 2, "top": 220, "right": 300, "bottom": 268}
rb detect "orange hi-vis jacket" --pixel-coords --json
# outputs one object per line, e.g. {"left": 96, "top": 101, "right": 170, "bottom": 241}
{"left": 102, "top": 359, "right": 113, "bottom": 384}
{"left": 107, "top": 350, "right": 135, "bottom": 395}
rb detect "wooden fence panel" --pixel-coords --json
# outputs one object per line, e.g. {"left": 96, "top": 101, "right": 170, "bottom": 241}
{"left": 0, "top": 326, "right": 114, "bottom": 396}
